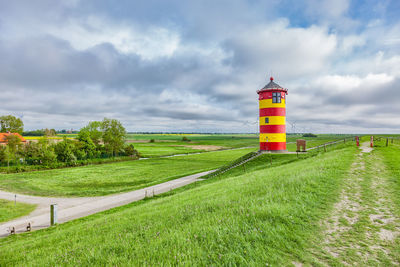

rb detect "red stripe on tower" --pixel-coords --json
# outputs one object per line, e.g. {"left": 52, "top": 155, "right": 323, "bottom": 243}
{"left": 259, "top": 108, "right": 286, "bottom": 117}
{"left": 259, "top": 125, "right": 286, "bottom": 133}
{"left": 259, "top": 142, "right": 287, "bottom": 151}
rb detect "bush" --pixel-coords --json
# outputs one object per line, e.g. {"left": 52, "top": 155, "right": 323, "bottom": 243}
{"left": 124, "top": 144, "right": 139, "bottom": 157}
{"left": 182, "top": 136, "right": 190, "bottom": 142}
{"left": 303, "top": 133, "right": 317, "bottom": 137}
{"left": 149, "top": 139, "right": 155, "bottom": 143}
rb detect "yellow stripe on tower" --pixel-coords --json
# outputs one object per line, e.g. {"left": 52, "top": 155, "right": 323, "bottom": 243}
{"left": 259, "top": 116, "right": 285, "bottom": 125}
{"left": 259, "top": 99, "right": 286, "bottom": 109}
{"left": 259, "top": 133, "right": 286, "bottom": 143}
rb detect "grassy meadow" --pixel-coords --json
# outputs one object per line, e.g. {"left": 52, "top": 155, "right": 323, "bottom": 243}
{"left": 0, "top": 145, "right": 357, "bottom": 265}
{"left": 0, "top": 148, "right": 256, "bottom": 197}
{"left": 49, "top": 133, "right": 350, "bottom": 157}
{"left": 0, "top": 199, "right": 36, "bottom": 223}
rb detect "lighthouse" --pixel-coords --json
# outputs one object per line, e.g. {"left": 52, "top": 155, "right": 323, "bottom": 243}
{"left": 257, "top": 77, "right": 288, "bottom": 151}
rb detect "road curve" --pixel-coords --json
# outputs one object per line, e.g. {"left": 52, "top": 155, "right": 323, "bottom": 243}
{"left": 0, "top": 170, "right": 214, "bottom": 237}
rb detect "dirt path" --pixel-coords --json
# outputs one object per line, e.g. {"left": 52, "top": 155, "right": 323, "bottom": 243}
{"left": 0, "top": 170, "right": 214, "bottom": 237}
{"left": 316, "top": 142, "right": 400, "bottom": 265}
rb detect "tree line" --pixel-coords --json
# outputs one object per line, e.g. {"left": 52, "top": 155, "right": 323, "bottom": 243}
{"left": 0, "top": 116, "right": 139, "bottom": 172}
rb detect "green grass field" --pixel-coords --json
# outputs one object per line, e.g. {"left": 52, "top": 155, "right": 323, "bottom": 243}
{"left": 0, "top": 148, "right": 256, "bottom": 197}
{"left": 0, "top": 199, "right": 36, "bottom": 223}
{"left": 0, "top": 145, "right": 357, "bottom": 265}
{"left": 132, "top": 142, "right": 208, "bottom": 157}
{"left": 52, "top": 133, "right": 350, "bottom": 156}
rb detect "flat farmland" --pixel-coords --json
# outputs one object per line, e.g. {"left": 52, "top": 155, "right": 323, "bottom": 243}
{"left": 45, "top": 134, "right": 347, "bottom": 157}
{"left": 0, "top": 148, "right": 256, "bottom": 197}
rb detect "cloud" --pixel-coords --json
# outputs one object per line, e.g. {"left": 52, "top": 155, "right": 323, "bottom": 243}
{"left": 0, "top": 0, "right": 399, "bottom": 133}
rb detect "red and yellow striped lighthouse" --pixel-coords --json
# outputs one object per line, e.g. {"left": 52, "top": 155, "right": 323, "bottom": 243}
{"left": 257, "top": 77, "right": 288, "bottom": 151}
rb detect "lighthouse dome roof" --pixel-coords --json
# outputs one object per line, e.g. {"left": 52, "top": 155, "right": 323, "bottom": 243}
{"left": 262, "top": 77, "right": 283, "bottom": 89}
{"left": 257, "top": 77, "right": 288, "bottom": 94}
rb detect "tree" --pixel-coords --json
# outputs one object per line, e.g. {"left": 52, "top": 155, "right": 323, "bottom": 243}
{"left": 6, "top": 134, "right": 22, "bottom": 154}
{"left": 4, "top": 134, "right": 23, "bottom": 166}
{"left": 54, "top": 137, "right": 77, "bottom": 164}
{"left": 0, "top": 146, "right": 7, "bottom": 164}
{"left": 77, "top": 131, "right": 98, "bottom": 159}
{"left": 101, "top": 118, "right": 126, "bottom": 157}
{"left": 78, "top": 121, "right": 103, "bottom": 145}
{"left": 44, "top": 128, "right": 56, "bottom": 137}
{"left": 0, "top": 115, "right": 24, "bottom": 134}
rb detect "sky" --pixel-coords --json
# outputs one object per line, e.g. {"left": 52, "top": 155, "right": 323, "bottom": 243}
{"left": 0, "top": 0, "right": 399, "bottom": 133}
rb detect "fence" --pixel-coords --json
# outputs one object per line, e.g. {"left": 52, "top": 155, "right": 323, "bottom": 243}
{"left": 373, "top": 136, "right": 400, "bottom": 146}
{"left": 306, "top": 136, "right": 357, "bottom": 152}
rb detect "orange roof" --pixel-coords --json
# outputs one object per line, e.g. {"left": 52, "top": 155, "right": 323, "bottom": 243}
{"left": 0, "top": 132, "right": 27, "bottom": 143}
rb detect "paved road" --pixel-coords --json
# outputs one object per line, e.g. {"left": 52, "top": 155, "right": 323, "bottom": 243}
{"left": 0, "top": 170, "right": 214, "bottom": 237}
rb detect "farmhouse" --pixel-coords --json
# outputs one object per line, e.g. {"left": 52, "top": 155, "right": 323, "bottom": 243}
{"left": 0, "top": 132, "right": 27, "bottom": 145}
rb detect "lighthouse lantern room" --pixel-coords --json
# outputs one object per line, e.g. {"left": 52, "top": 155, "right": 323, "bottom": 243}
{"left": 257, "top": 77, "right": 288, "bottom": 151}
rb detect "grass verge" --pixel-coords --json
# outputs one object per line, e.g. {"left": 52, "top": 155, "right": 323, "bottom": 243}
{"left": 0, "top": 199, "right": 36, "bottom": 223}
{"left": 0, "top": 146, "right": 356, "bottom": 265}
{"left": 0, "top": 148, "right": 255, "bottom": 197}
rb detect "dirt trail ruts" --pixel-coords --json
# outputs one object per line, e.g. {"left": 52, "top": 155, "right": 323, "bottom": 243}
{"left": 315, "top": 142, "right": 400, "bottom": 265}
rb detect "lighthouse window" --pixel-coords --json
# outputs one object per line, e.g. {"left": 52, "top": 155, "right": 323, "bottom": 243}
{"left": 272, "top": 92, "right": 281, "bottom": 103}
{"left": 265, "top": 117, "right": 269, "bottom": 124}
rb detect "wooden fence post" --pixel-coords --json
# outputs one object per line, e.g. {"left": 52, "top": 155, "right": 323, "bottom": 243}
{"left": 50, "top": 204, "right": 57, "bottom": 226}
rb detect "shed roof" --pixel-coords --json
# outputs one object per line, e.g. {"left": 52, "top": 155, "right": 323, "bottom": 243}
{"left": 0, "top": 132, "right": 27, "bottom": 143}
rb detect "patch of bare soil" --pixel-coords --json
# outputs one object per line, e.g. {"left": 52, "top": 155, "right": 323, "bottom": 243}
{"left": 126, "top": 140, "right": 178, "bottom": 143}
{"left": 179, "top": 145, "right": 225, "bottom": 151}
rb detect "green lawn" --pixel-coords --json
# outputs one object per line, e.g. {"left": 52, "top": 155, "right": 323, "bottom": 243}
{"left": 133, "top": 142, "right": 207, "bottom": 157}
{"left": 131, "top": 134, "right": 349, "bottom": 156}
{"left": 46, "top": 134, "right": 349, "bottom": 157}
{"left": 377, "top": 143, "right": 400, "bottom": 210}
{"left": 0, "top": 199, "right": 36, "bottom": 223}
{"left": 0, "top": 148, "right": 256, "bottom": 197}
{"left": 0, "top": 146, "right": 356, "bottom": 266}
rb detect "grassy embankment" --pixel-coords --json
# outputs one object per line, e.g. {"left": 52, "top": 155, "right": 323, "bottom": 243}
{"left": 377, "top": 139, "right": 400, "bottom": 211}
{"left": 0, "top": 145, "right": 356, "bottom": 265}
{"left": 0, "top": 199, "right": 36, "bottom": 223}
{"left": 0, "top": 148, "right": 256, "bottom": 197}
{"left": 304, "top": 137, "right": 400, "bottom": 265}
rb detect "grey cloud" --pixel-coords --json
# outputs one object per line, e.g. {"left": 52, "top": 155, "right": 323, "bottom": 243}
{"left": 0, "top": 1, "right": 399, "bottom": 133}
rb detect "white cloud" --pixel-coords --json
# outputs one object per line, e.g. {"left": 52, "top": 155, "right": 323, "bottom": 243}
{"left": 45, "top": 17, "right": 181, "bottom": 60}
{"left": 225, "top": 20, "right": 337, "bottom": 80}
{"left": 313, "top": 73, "right": 395, "bottom": 93}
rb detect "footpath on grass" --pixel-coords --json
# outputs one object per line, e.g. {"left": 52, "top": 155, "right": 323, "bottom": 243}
{"left": 313, "top": 142, "right": 400, "bottom": 265}
{"left": 0, "top": 170, "right": 214, "bottom": 237}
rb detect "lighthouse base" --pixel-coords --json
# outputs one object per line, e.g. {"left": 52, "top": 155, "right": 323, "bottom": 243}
{"left": 259, "top": 142, "right": 286, "bottom": 151}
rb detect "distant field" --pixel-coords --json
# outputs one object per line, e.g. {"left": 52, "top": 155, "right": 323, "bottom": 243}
{"left": 0, "top": 145, "right": 356, "bottom": 265}
{"left": 52, "top": 133, "right": 349, "bottom": 156}
{"left": 0, "top": 199, "right": 36, "bottom": 223}
{"left": 0, "top": 148, "right": 256, "bottom": 197}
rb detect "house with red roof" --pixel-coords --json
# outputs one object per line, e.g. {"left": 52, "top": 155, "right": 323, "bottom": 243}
{"left": 0, "top": 132, "right": 27, "bottom": 145}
